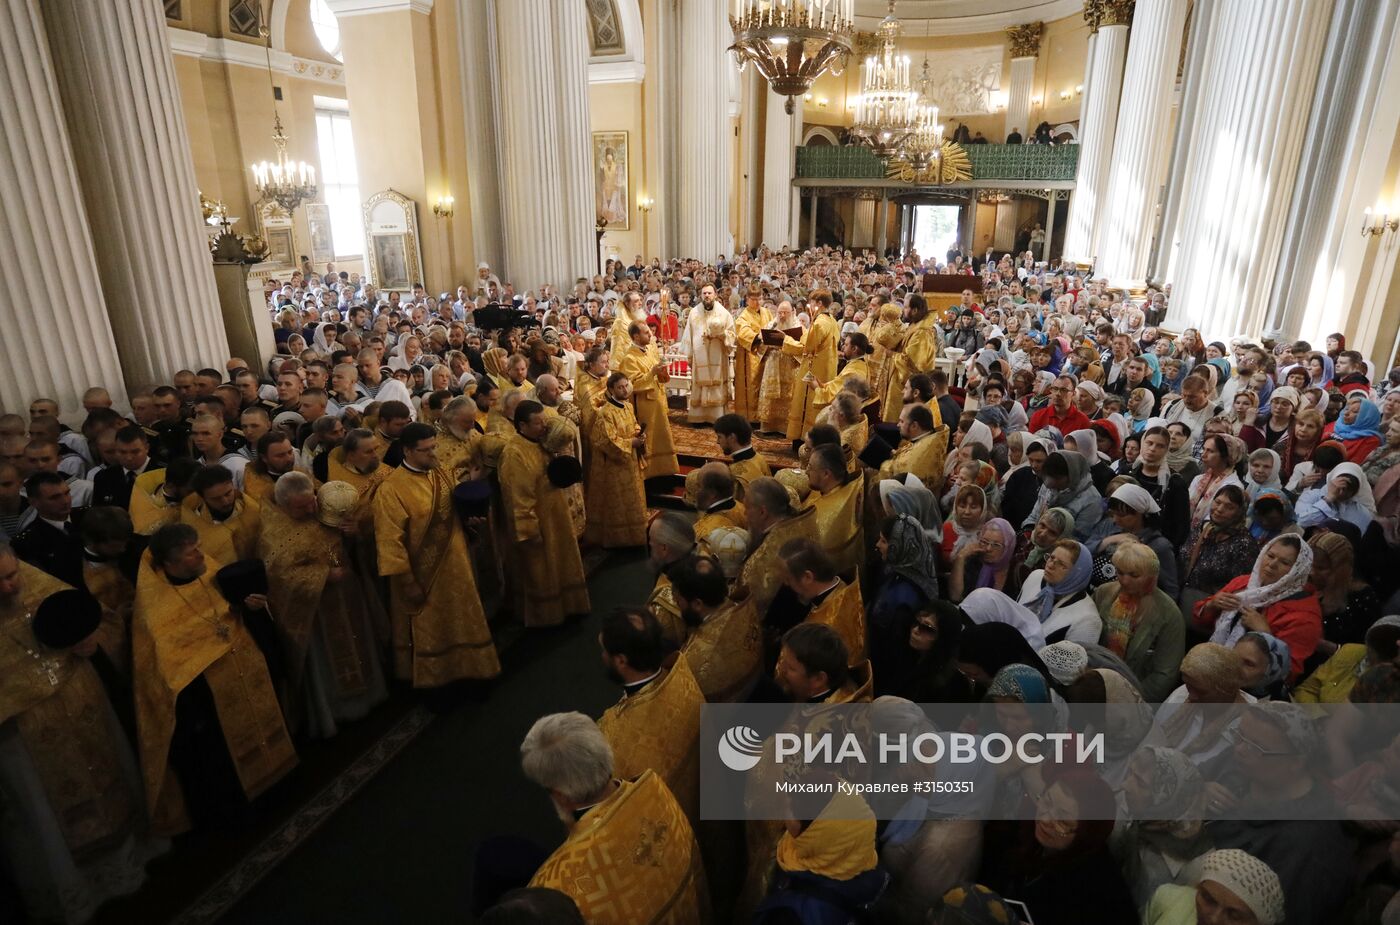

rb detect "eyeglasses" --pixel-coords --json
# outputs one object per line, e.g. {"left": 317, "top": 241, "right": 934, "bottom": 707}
{"left": 912, "top": 619, "right": 939, "bottom": 634}
{"left": 1049, "top": 386, "right": 1072, "bottom": 394}
{"left": 979, "top": 538, "right": 1005, "bottom": 550}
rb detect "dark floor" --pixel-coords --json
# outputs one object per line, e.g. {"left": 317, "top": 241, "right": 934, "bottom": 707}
{"left": 93, "top": 549, "right": 651, "bottom": 925}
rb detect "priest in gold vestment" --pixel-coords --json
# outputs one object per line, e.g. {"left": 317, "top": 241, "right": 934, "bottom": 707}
{"left": 372, "top": 423, "right": 501, "bottom": 686}
{"left": 644, "top": 511, "right": 698, "bottom": 647}
{"left": 669, "top": 555, "right": 763, "bottom": 702}
{"left": 737, "top": 477, "right": 819, "bottom": 616}
{"left": 784, "top": 290, "right": 840, "bottom": 440}
{"left": 777, "top": 538, "right": 867, "bottom": 664}
{"left": 0, "top": 549, "right": 161, "bottom": 923}
{"left": 180, "top": 465, "right": 262, "bottom": 567}
{"left": 497, "top": 403, "right": 591, "bottom": 626}
{"left": 129, "top": 461, "right": 193, "bottom": 535}
{"left": 132, "top": 524, "right": 297, "bottom": 831}
{"left": 258, "top": 473, "right": 386, "bottom": 738}
{"left": 573, "top": 346, "right": 611, "bottom": 441}
{"left": 878, "top": 294, "right": 942, "bottom": 423}
{"left": 878, "top": 403, "right": 949, "bottom": 493}
{"left": 584, "top": 374, "right": 649, "bottom": 548}
{"left": 802, "top": 443, "right": 866, "bottom": 580}
{"left": 522, "top": 712, "right": 707, "bottom": 925}
{"left": 714, "top": 414, "right": 771, "bottom": 502}
{"left": 811, "top": 332, "right": 874, "bottom": 408}
{"left": 616, "top": 322, "right": 679, "bottom": 478}
{"left": 597, "top": 609, "right": 704, "bottom": 822}
{"left": 733, "top": 287, "right": 772, "bottom": 424}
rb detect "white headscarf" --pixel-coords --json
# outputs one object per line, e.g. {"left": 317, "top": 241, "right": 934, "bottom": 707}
{"left": 1244, "top": 449, "right": 1283, "bottom": 500}
{"left": 961, "top": 420, "right": 994, "bottom": 452}
{"left": 1066, "top": 427, "right": 1106, "bottom": 466}
{"left": 1209, "top": 535, "right": 1315, "bottom": 649}
{"left": 1331, "top": 460, "right": 1377, "bottom": 515}
{"left": 1197, "top": 850, "right": 1286, "bottom": 925}
{"left": 960, "top": 588, "right": 1047, "bottom": 649}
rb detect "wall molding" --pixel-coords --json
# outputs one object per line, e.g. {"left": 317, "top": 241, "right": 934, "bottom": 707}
{"left": 322, "top": 0, "right": 433, "bottom": 17}
{"left": 588, "top": 0, "right": 644, "bottom": 84}
{"left": 167, "top": 27, "right": 346, "bottom": 86}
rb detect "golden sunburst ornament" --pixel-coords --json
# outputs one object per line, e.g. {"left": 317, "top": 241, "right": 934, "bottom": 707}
{"left": 886, "top": 141, "right": 973, "bottom": 184}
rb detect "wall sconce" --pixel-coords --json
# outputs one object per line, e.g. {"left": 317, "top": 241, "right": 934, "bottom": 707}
{"left": 816, "top": 96, "right": 829, "bottom": 108}
{"left": 638, "top": 195, "right": 654, "bottom": 214}
{"left": 804, "top": 93, "right": 813, "bottom": 101}
{"left": 1075, "top": 84, "right": 1084, "bottom": 94}
{"left": 432, "top": 195, "right": 455, "bottom": 219}
{"left": 1058, "top": 90, "right": 1072, "bottom": 101}
{"left": 1362, "top": 206, "right": 1398, "bottom": 237}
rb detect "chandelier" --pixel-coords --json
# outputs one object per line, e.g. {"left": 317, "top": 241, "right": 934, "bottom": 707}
{"left": 729, "top": 0, "right": 856, "bottom": 115}
{"left": 904, "top": 104, "right": 943, "bottom": 170}
{"left": 849, "top": 1, "right": 920, "bottom": 159}
{"left": 248, "top": 22, "right": 317, "bottom": 212}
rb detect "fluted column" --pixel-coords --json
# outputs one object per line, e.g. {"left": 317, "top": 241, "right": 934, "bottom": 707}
{"left": 1165, "top": 0, "right": 1331, "bottom": 338}
{"left": 677, "top": 0, "right": 732, "bottom": 259}
{"left": 1004, "top": 23, "right": 1043, "bottom": 141}
{"left": 494, "top": 0, "right": 567, "bottom": 290}
{"left": 458, "top": 0, "right": 504, "bottom": 272}
{"left": 42, "top": 0, "right": 228, "bottom": 389}
{"left": 762, "top": 88, "right": 803, "bottom": 249}
{"left": 554, "top": 0, "right": 596, "bottom": 281}
{"left": 1095, "top": 0, "right": 1190, "bottom": 287}
{"left": 853, "top": 199, "right": 877, "bottom": 248}
{"left": 1265, "top": 0, "right": 1388, "bottom": 340}
{"left": 0, "top": 0, "right": 127, "bottom": 416}
{"left": 994, "top": 200, "right": 1019, "bottom": 252}
{"left": 1149, "top": 0, "right": 1215, "bottom": 284}
{"left": 1062, "top": 3, "right": 1132, "bottom": 264}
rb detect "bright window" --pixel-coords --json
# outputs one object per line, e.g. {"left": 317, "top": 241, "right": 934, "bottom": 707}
{"left": 310, "top": 0, "right": 342, "bottom": 62}
{"left": 314, "top": 104, "right": 363, "bottom": 258}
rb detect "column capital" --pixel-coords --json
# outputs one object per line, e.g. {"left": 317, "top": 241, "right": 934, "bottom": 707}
{"left": 1006, "top": 21, "right": 1044, "bottom": 58}
{"left": 323, "top": 0, "right": 432, "bottom": 17}
{"left": 1100, "top": 0, "right": 1135, "bottom": 28}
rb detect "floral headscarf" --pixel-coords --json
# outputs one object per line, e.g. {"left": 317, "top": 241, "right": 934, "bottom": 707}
{"left": 1128, "top": 745, "right": 1204, "bottom": 819}
{"left": 883, "top": 513, "right": 941, "bottom": 601}
{"left": 1208, "top": 536, "right": 1315, "bottom": 649}
{"left": 987, "top": 663, "right": 1053, "bottom": 703}
{"left": 1238, "top": 632, "right": 1291, "bottom": 696}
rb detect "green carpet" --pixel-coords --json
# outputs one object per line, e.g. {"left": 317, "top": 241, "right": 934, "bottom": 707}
{"left": 205, "top": 550, "right": 653, "bottom": 924}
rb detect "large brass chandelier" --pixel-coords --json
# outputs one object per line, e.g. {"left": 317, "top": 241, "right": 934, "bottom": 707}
{"left": 248, "top": 21, "right": 317, "bottom": 211}
{"left": 849, "top": 1, "right": 921, "bottom": 159}
{"left": 904, "top": 105, "right": 944, "bottom": 170}
{"left": 729, "top": 0, "right": 856, "bottom": 115}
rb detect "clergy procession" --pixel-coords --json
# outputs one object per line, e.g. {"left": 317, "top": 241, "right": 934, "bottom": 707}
{"left": 6, "top": 246, "right": 1400, "bottom": 925}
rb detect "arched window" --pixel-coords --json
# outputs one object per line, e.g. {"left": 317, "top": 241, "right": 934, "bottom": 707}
{"left": 309, "top": 0, "right": 341, "bottom": 62}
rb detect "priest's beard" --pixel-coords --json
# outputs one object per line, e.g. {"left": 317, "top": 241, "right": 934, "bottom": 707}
{"left": 680, "top": 601, "right": 704, "bottom": 629}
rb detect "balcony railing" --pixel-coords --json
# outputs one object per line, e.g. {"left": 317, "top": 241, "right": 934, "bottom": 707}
{"left": 795, "top": 143, "right": 1079, "bottom": 182}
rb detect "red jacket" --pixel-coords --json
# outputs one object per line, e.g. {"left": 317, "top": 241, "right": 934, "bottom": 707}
{"left": 1192, "top": 575, "right": 1323, "bottom": 681}
{"left": 1028, "top": 404, "right": 1092, "bottom": 436}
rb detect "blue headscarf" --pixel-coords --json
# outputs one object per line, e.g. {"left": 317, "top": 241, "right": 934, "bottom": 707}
{"left": 1208, "top": 357, "right": 1232, "bottom": 386}
{"left": 987, "top": 663, "right": 1053, "bottom": 703}
{"left": 1334, "top": 397, "right": 1383, "bottom": 442}
{"left": 1248, "top": 491, "right": 1295, "bottom": 541}
{"left": 1139, "top": 353, "right": 1163, "bottom": 388}
{"left": 1025, "top": 540, "right": 1093, "bottom": 623}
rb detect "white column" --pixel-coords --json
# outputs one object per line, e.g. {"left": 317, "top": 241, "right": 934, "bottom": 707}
{"left": 554, "top": 0, "right": 596, "bottom": 282}
{"left": 1095, "top": 0, "right": 1191, "bottom": 287}
{"left": 1266, "top": 0, "right": 1390, "bottom": 341}
{"left": 1005, "top": 56, "right": 1037, "bottom": 141}
{"left": 457, "top": 0, "right": 504, "bottom": 273}
{"left": 677, "top": 0, "right": 732, "bottom": 260}
{"left": 1150, "top": 0, "right": 1217, "bottom": 284}
{"left": 494, "top": 0, "right": 567, "bottom": 291}
{"left": 1062, "top": 19, "right": 1130, "bottom": 264}
{"left": 42, "top": 0, "right": 229, "bottom": 389}
{"left": 1165, "top": 0, "right": 1332, "bottom": 339}
{"left": 762, "top": 87, "right": 803, "bottom": 249}
{"left": 741, "top": 69, "right": 763, "bottom": 250}
{"left": 0, "top": 0, "right": 127, "bottom": 416}
{"left": 853, "top": 199, "right": 876, "bottom": 248}
{"left": 653, "top": 0, "right": 681, "bottom": 259}
{"left": 876, "top": 196, "right": 890, "bottom": 254}
{"left": 994, "top": 199, "right": 1019, "bottom": 252}
{"left": 1043, "top": 192, "right": 1060, "bottom": 263}
{"left": 809, "top": 193, "right": 820, "bottom": 248}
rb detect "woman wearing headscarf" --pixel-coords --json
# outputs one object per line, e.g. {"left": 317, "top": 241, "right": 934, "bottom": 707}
{"left": 1361, "top": 416, "right": 1400, "bottom": 487}
{"left": 949, "top": 517, "right": 1017, "bottom": 602}
{"left": 1131, "top": 426, "right": 1193, "bottom": 546}
{"left": 1144, "top": 849, "right": 1286, "bottom": 925}
{"left": 939, "top": 484, "right": 991, "bottom": 574}
{"left": 1222, "top": 387, "right": 1259, "bottom": 438}
{"left": 1176, "top": 484, "right": 1265, "bottom": 612}
{"left": 1017, "top": 538, "right": 1101, "bottom": 645}
{"left": 1186, "top": 434, "right": 1246, "bottom": 528}
{"left": 1328, "top": 393, "right": 1384, "bottom": 463}
{"left": 1304, "top": 530, "right": 1381, "bottom": 672}
{"left": 1022, "top": 450, "right": 1103, "bottom": 540}
{"left": 1113, "top": 745, "right": 1210, "bottom": 914}
{"left": 1139, "top": 353, "right": 1164, "bottom": 390}
{"left": 1293, "top": 614, "right": 1400, "bottom": 704}
{"left": 878, "top": 474, "right": 940, "bottom": 534}
{"left": 1295, "top": 460, "right": 1376, "bottom": 531}
{"left": 1193, "top": 535, "right": 1322, "bottom": 681}
{"left": 1256, "top": 386, "right": 1300, "bottom": 447}
{"left": 954, "top": 619, "right": 1051, "bottom": 697}
{"left": 868, "top": 514, "right": 941, "bottom": 686}
{"left": 1242, "top": 448, "right": 1283, "bottom": 502}
{"left": 1064, "top": 427, "right": 1116, "bottom": 495}
{"left": 1088, "top": 541, "right": 1186, "bottom": 702}
{"left": 1162, "top": 422, "right": 1200, "bottom": 481}
{"left": 1001, "top": 435, "right": 1051, "bottom": 531}
{"left": 1227, "top": 631, "right": 1291, "bottom": 705}
{"left": 1306, "top": 350, "right": 1335, "bottom": 389}
{"left": 978, "top": 764, "right": 1137, "bottom": 925}
{"left": 1091, "top": 483, "right": 1181, "bottom": 599}
{"left": 1127, "top": 387, "right": 1157, "bottom": 436}
{"left": 1245, "top": 491, "right": 1298, "bottom": 544}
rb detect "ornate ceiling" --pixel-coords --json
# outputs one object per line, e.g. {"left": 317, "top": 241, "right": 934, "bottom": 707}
{"left": 852, "top": 0, "right": 1082, "bottom": 32}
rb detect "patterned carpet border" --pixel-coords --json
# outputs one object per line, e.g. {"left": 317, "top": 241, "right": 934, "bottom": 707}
{"left": 169, "top": 706, "right": 435, "bottom": 925}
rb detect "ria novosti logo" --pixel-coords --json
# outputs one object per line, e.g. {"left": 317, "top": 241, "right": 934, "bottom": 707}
{"left": 717, "top": 725, "right": 764, "bottom": 771}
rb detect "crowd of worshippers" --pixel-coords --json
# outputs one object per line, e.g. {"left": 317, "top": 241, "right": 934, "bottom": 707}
{"left": 3, "top": 244, "right": 1400, "bottom": 925}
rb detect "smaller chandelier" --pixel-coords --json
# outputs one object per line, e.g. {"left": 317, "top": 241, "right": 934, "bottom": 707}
{"left": 849, "top": 2, "right": 919, "bottom": 159}
{"left": 251, "top": 112, "right": 317, "bottom": 213}
{"left": 729, "top": 0, "right": 856, "bottom": 115}
{"left": 904, "top": 105, "right": 943, "bottom": 170}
